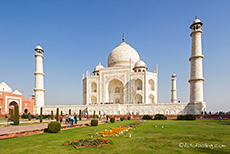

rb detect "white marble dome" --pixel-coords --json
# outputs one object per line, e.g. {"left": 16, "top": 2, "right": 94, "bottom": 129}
{"left": 108, "top": 42, "right": 140, "bottom": 68}
{"left": 0, "top": 81, "right": 13, "bottom": 93}
{"left": 134, "top": 60, "right": 147, "bottom": 68}
{"left": 12, "top": 89, "right": 22, "bottom": 95}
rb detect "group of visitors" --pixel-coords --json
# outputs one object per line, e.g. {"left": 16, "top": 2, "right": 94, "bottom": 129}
{"left": 59, "top": 114, "right": 78, "bottom": 125}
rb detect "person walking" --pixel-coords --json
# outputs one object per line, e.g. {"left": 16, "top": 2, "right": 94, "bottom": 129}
{"left": 74, "top": 115, "right": 78, "bottom": 124}
{"left": 68, "top": 114, "right": 71, "bottom": 123}
{"left": 71, "top": 115, "right": 74, "bottom": 125}
{"left": 59, "top": 115, "right": 63, "bottom": 123}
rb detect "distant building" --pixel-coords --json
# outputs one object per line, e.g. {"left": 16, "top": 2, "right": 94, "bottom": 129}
{"left": 0, "top": 81, "right": 34, "bottom": 115}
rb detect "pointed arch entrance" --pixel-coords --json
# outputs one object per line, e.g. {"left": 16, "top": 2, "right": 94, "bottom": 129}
{"left": 107, "top": 79, "right": 124, "bottom": 104}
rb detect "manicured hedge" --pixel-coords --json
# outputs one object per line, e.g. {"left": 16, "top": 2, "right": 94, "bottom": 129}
{"left": 120, "top": 117, "right": 124, "bottom": 121}
{"left": 142, "top": 115, "right": 152, "bottom": 120}
{"left": 91, "top": 119, "right": 98, "bottom": 126}
{"left": 110, "top": 118, "right": 115, "bottom": 123}
{"left": 177, "top": 114, "right": 196, "bottom": 120}
{"left": 127, "top": 116, "right": 131, "bottom": 120}
{"left": 154, "top": 114, "right": 167, "bottom": 120}
{"left": 48, "top": 122, "right": 61, "bottom": 133}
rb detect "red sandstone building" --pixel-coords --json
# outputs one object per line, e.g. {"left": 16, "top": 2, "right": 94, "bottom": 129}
{"left": 0, "top": 81, "right": 34, "bottom": 115}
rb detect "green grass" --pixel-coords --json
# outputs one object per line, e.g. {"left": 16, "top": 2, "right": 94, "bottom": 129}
{"left": 0, "top": 120, "right": 229, "bottom": 154}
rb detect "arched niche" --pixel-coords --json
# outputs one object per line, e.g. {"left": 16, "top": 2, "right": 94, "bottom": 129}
{"left": 148, "top": 79, "right": 155, "bottom": 91}
{"left": 91, "top": 96, "right": 97, "bottom": 104}
{"left": 135, "top": 79, "right": 142, "bottom": 90}
{"left": 148, "top": 94, "right": 155, "bottom": 104}
{"left": 91, "top": 82, "right": 97, "bottom": 93}
{"left": 135, "top": 94, "right": 142, "bottom": 104}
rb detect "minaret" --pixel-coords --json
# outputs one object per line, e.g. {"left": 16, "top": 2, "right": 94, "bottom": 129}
{"left": 34, "top": 44, "right": 45, "bottom": 114}
{"left": 171, "top": 73, "right": 177, "bottom": 103}
{"left": 189, "top": 18, "right": 205, "bottom": 113}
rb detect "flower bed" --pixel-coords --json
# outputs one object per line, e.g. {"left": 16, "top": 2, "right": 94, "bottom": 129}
{"left": 64, "top": 138, "right": 110, "bottom": 149}
{"left": 96, "top": 126, "right": 132, "bottom": 137}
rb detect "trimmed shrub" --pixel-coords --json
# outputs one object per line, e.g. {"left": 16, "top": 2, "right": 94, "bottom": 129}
{"left": 154, "top": 114, "right": 167, "bottom": 120}
{"left": 110, "top": 118, "right": 115, "bottom": 123}
{"left": 56, "top": 108, "right": 59, "bottom": 122}
{"left": 177, "top": 114, "right": 196, "bottom": 120}
{"left": 142, "top": 115, "right": 152, "bottom": 120}
{"left": 10, "top": 109, "right": 14, "bottom": 121}
{"left": 91, "top": 119, "right": 98, "bottom": 126}
{"left": 127, "top": 116, "right": 131, "bottom": 120}
{"left": 48, "top": 122, "right": 61, "bottom": 133}
{"left": 79, "top": 110, "right": 82, "bottom": 120}
{"left": 40, "top": 107, "right": 43, "bottom": 123}
{"left": 14, "top": 105, "right": 19, "bottom": 125}
{"left": 61, "top": 111, "right": 63, "bottom": 116}
{"left": 93, "top": 111, "right": 95, "bottom": 119}
{"left": 120, "top": 117, "right": 124, "bottom": 121}
{"left": 28, "top": 113, "right": 31, "bottom": 121}
{"left": 51, "top": 110, "right": 54, "bottom": 120}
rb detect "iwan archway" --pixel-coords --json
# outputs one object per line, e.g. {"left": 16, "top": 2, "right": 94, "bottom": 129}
{"left": 107, "top": 79, "right": 124, "bottom": 104}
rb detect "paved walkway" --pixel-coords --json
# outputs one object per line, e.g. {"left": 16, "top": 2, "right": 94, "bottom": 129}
{"left": 0, "top": 120, "right": 98, "bottom": 136}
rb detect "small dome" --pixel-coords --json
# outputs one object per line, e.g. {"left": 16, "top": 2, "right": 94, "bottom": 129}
{"left": 108, "top": 42, "right": 140, "bottom": 68}
{"left": 172, "top": 73, "right": 177, "bottom": 77}
{"left": 134, "top": 60, "right": 147, "bottom": 69}
{"left": 12, "top": 89, "right": 22, "bottom": 95}
{"left": 94, "top": 62, "right": 104, "bottom": 72}
{"left": 0, "top": 81, "right": 13, "bottom": 93}
{"left": 193, "top": 18, "right": 201, "bottom": 24}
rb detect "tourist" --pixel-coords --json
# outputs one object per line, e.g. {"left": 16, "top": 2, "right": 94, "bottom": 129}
{"left": 71, "top": 115, "right": 74, "bottom": 125}
{"left": 68, "top": 114, "right": 71, "bottom": 123}
{"left": 74, "top": 115, "right": 78, "bottom": 124}
{"left": 106, "top": 115, "right": 109, "bottom": 121}
{"left": 219, "top": 115, "right": 222, "bottom": 122}
{"left": 60, "top": 115, "right": 63, "bottom": 123}
{"left": 65, "top": 114, "right": 69, "bottom": 123}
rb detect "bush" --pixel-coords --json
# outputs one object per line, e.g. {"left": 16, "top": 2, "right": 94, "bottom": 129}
{"left": 69, "top": 109, "right": 71, "bottom": 115}
{"left": 177, "top": 114, "right": 196, "bottom": 120}
{"left": 48, "top": 122, "right": 61, "bottom": 133}
{"left": 14, "top": 105, "right": 19, "bottom": 125}
{"left": 110, "top": 118, "right": 115, "bottom": 123}
{"left": 120, "top": 117, "right": 124, "bottom": 121}
{"left": 142, "top": 115, "right": 152, "bottom": 120}
{"left": 127, "top": 116, "right": 131, "bottom": 120}
{"left": 154, "top": 114, "right": 167, "bottom": 120}
{"left": 91, "top": 119, "right": 98, "bottom": 126}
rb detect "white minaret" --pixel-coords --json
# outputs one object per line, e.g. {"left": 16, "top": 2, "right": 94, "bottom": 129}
{"left": 33, "top": 44, "right": 45, "bottom": 114}
{"left": 171, "top": 73, "right": 177, "bottom": 103}
{"left": 189, "top": 18, "right": 205, "bottom": 114}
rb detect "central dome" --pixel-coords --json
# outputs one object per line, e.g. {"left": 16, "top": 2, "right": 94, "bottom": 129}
{"left": 108, "top": 42, "right": 140, "bottom": 67}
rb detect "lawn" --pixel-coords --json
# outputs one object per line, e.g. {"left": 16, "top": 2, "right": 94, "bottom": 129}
{"left": 0, "top": 120, "right": 229, "bottom": 154}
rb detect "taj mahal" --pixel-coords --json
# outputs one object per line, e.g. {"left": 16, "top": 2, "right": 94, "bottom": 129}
{"left": 0, "top": 18, "right": 207, "bottom": 116}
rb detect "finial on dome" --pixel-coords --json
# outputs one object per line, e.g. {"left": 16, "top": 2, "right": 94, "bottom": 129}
{"left": 195, "top": 16, "right": 197, "bottom": 19}
{"left": 122, "top": 33, "right": 125, "bottom": 42}
{"left": 99, "top": 62, "right": 101, "bottom": 65}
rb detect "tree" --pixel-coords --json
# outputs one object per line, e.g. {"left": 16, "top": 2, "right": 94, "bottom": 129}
{"left": 87, "top": 111, "right": 89, "bottom": 119}
{"left": 14, "top": 105, "right": 19, "bottom": 125}
{"left": 61, "top": 111, "right": 63, "bottom": 116}
{"left": 93, "top": 111, "right": 96, "bottom": 119}
{"left": 10, "top": 109, "right": 14, "bottom": 121}
{"left": 99, "top": 111, "right": 101, "bottom": 119}
{"left": 28, "top": 113, "right": 31, "bottom": 121}
{"left": 51, "top": 110, "right": 54, "bottom": 120}
{"left": 40, "top": 107, "right": 43, "bottom": 123}
{"left": 69, "top": 109, "right": 71, "bottom": 115}
{"left": 56, "top": 108, "right": 59, "bottom": 122}
{"left": 79, "top": 110, "right": 82, "bottom": 121}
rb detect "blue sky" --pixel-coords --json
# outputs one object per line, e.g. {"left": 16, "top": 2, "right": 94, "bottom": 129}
{"left": 0, "top": 1, "right": 229, "bottom": 112}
